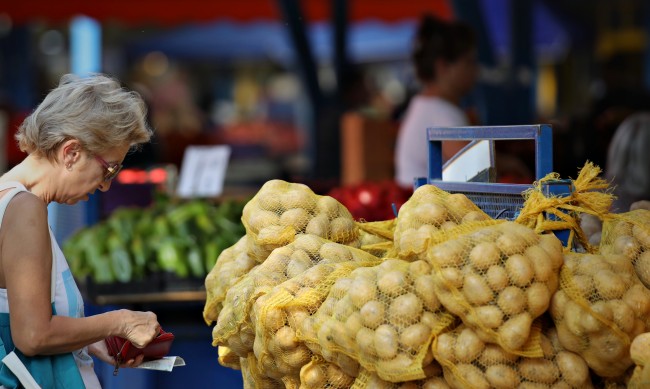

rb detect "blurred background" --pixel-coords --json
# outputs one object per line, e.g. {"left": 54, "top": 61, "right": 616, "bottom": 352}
{"left": 2, "top": 0, "right": 650, "bottom": 387}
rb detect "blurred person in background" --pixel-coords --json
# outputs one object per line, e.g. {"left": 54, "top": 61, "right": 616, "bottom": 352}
{"left": 394, "top": 14, "right": 479, "bottom": 188}
{"left": 605, "top": 112, "right": 650, "bottom": 213}
{"left": 0, "top": 74, "right": 160, "bottom": 388}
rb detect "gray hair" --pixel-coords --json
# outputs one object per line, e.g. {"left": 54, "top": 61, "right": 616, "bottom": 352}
{"left": 15, "top": 73, "right": 152, "bottom": 161}
{"left": 606, "top": 112, "right": 650, "bottom": 204}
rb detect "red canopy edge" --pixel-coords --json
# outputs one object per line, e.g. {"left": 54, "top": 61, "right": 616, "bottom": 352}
{"left": 4, "top": 0, "right": 453, "bottom": 26}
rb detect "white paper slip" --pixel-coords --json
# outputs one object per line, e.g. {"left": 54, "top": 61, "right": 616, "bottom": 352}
{"left": 135, "top": 356, "right": 186, "bottom": 372}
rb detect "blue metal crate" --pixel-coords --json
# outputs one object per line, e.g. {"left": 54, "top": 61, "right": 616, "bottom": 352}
{"left": 414, "top": 124, "right": 572, "bottom": 245}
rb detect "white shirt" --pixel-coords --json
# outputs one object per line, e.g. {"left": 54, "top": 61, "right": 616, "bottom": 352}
{"left": 395, "top": 95, "right": 469, "bottom": 188}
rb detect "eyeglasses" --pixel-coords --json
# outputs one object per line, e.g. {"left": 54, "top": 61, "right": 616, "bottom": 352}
{"left": 94, "top": 155, "right": 123, "bottom": 181}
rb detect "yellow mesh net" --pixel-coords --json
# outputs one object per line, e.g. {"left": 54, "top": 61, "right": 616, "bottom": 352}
{"left": 548, "top": 251, "right": 650, "bottom": 377}
{"left": 432, "top": 323, "right": 593, "bottom": 389}
{"left": 242, "top": 180, "right": 361, "bottom": 262}
{"left": 217, "top": 346, "right": 241, "bottom": 370}
{"left": 204, "top": 236, "right": 257, "bottom": 325}
{"left": 356, "top": 219, "right": 396, "bottom": 258}
{"left": 301, "top": 258, "right": 455, "bottom": 383}
{"left": 426, "top": 221, "right": 563, "bottom": 356}
{"left": 253, "top": 258, "right": 380, "bottom": 385}
{"left": 515, "top": 162, "right": 614, "bottom": 252}
{"left": 393, "top": 185, "right": 491, "bottom": 260}
{"left": 212, "top": 235, "right": 374, "bottom": 357}
{"left": 600, "top": 210, "right": 650, "bottom": 289}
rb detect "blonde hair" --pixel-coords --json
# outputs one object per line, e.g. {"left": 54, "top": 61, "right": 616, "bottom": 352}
{"left": 15, "top": 73, "right": 152, "bottom": 161}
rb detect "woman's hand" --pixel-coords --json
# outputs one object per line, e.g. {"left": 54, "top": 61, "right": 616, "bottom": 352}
{"left": 118, "top": 310, "right": 160, "bottom": 348}
{"left": 88, "top": 340, "right": 145, "bottom": 368}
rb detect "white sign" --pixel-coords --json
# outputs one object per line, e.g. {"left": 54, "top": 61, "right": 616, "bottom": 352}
{"left": 177, "top": 145, "right": 231, "bottom": 198}
{"left": 443, "top": 140, "right": 495, "bottom": 182}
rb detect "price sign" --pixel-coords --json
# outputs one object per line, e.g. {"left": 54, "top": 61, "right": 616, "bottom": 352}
{"left": 176, "top": 145, "right": 231, "bottom": 198}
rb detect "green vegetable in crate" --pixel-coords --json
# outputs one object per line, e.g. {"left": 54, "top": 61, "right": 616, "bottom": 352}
{"left": 157, "top": 239, "right": 189, "bottom": 278}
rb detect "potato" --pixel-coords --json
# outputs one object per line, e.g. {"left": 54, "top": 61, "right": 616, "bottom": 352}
{"left": 477, "top": 344, "right": 519, "bottom": 367}
{"left": 555, "top": 322, "right": 583, "bottom": 353}
{"left": 264, "top": 307, "right": 286, "bottom": 332}
{"left": 556, "top": 350, "right": 589, "bottom": 387}
{"left": 486, "top": 265, "right": 509, "bottom": 292}
{"left": 399, "top": 229, "right": 430, "bottom": 255}
{"left": 463, "top": 273, "right": 494, "bottom": 306}
{"left": 275, "top": 326, "right": 298, "bottom": 350}
{"left": 378, "top": 270, "right": 408, "bottom": 297}
{"left": 356, "top": 326, "right": 376, "bottom": 355}
{"left": 610, "top": 300, "right": 635, "bottom": 334}
{"left": 549, "top": 290, "right": 569, "bottom": 320}
{"left": 280, "top": 208, "right": 310, "bottom": 231}
{"left": 400, "top": 323, "right": 431, "bottom": 352}
{"left": 526, "top": 282, "right": 551, "bottom": 317}
{"left": 409, "top": 260, "right": 432, "bottom": 279}
{"left": 485, "top": 364, "right": 521, "bottom": 389}
{"left": 317, "top": 196, "right": 342, "bottom": 219}
{"left": 518, "top": 358, "right": 560, "bottom": 384}
{"left": 376, "top": 353, "right": 414, "bottom": 374}
{"left": 320, "top": 242, "right": 353, "bottom": 263}
{"left": 330, "top": 217, "right": 356, "bottom": 241}
{"left": 469, "top": 242, "right": 501, "bottom": 271}
{"left": 416, "top": 203, "right": 449, "bottom": 225}
{"left": 286, "top": 256, "right": 313, "bottom": 279}
{"left": 429, "top": 240, "right": 465, "bottom": 267}
{"left": 454, "top": 364, "right": 490, "bottom": 389}
{"left": 305, "top": 213, "right": 329, "bottom": 237}
{"left": 247, "top": 209, "right": 280, "bottom": 232}
{"left": 301, "top": 362, "right": 327, "bottom": 387}
{"left": 434, "top": 332, "right": 456, "bottom": 363}
{"left": 440, "top": 268, "right": 464, "bottom": 289}
{"left": 349, "top": 277, "right": 377, "bottom": 308}
{"left": 614, "top": 235, "right": 641, "bottom": 258}
{"left": 284, "top": 188, "right": 316, "bottom": 210}
{"left": 420, "top": 311, "right": 438, "bottom": 330}
{"left": 360, "top": 300, "right": 385, "bottom": 329}
{"left": 474, "top": 305, "right": 504, "bottom": 329}
{"left": 455, "top": 327, "right": 485, "bottom": 363}
{"left": 415, "top": 275, "right": 441, "bottom": 311}
{"left": 326, "top": 363, "right": 354, "bottom": 386}
{"left": 631, "top": 332, "right": 650, "bottom": 365}
{"left": 422, "top": 377, "right": 450, "bottom": 389}
{"left": 633, "top": 223, "right": 650, "bottom": 246}
{"left": 282, "top": 345, "right": 311, "bottom": 368}
{"left": 623, "top": 284, "right": 650, "bottom": 314}
{"left": 294, "top": 234, "right": 322, "bottom": 256}
{"left": 634, "top": 251, "right": 650, "bottom": 289}
{"left": 374, "top": 324, "right": 399, "bottom": 359}
{"left": 335, "top": 353, "right": 360, "bottom": 377}
{"left": 462, "top": 211, "right": 489, "bottom": 223}
{"left": 498, "top": 312, "right": 533, "bottom": 351}
{"left": 440, "top": 221, "right": 458, "bottom": 231}
{"left": 505, "top": 254, "right": 534, "bottom": 287}
{"left": 389, "top": 293, "right": 424, "bottom": 325}
{"left": 538, "top": 234, "right": 564, "bottom": 269}
{"left": 497, "top": 286, "right": 527, "bottom": 316}
{"left": 593, "top": 269, "right": 628, "bottom": 299}
{"left": 497, "top": 231, "right": 524, "bottom": 256}
{"left": 525, "top": 245, "right": 554, "bottom": 282}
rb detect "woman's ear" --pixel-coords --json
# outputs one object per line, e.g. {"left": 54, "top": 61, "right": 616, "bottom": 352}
{"left": 61, "top": 139, "right": 82, "bottom": 167}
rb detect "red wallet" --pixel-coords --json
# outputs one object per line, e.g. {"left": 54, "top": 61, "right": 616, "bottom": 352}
{"left": 105, "top": 329, "right": 175, "bottom": 375}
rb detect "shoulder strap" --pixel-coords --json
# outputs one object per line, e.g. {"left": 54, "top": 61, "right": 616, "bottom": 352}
{"left": 0, "top": 184, "right": 57, "bottom": 304}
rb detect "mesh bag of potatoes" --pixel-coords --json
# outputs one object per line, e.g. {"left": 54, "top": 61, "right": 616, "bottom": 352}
{"left": 393, "top": 185, "right": 492, "bottom": 260}
{"left": 599, "top": 209, "right": 650, "bottom": 289}
{"left": 350, "top": 360, "right": 449, "bottom": 389}
{"left": 242, "top": 180, "right": 360, "bottom": 262}
{"left": 252, "top": 257, "right": 381, "bottom": 386}
{"left": 548, "top": 251, "right": 650, "bottom": 377}
{"left": 204, "top": 235, "right": 257, "bottom": 326}
{"left": 212, "top": 234, "right": 376, "bottom": 357}
{"left": 426, "top": 221, "right": 564, "bottom": 356}
{"left": 432, "top": 323, "right": 593, "bottom": 389}
{"left": 300, "top": 258, "right": 456, "bottom": 383}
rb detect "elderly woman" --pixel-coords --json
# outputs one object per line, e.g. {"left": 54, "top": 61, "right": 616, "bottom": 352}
{"left": 0, "top": 74, "right": 160, "bottom": 388}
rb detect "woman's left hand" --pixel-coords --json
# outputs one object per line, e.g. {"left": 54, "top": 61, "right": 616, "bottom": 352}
{"left": 88, "top": 340, "right": 145, "bottom": 368}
